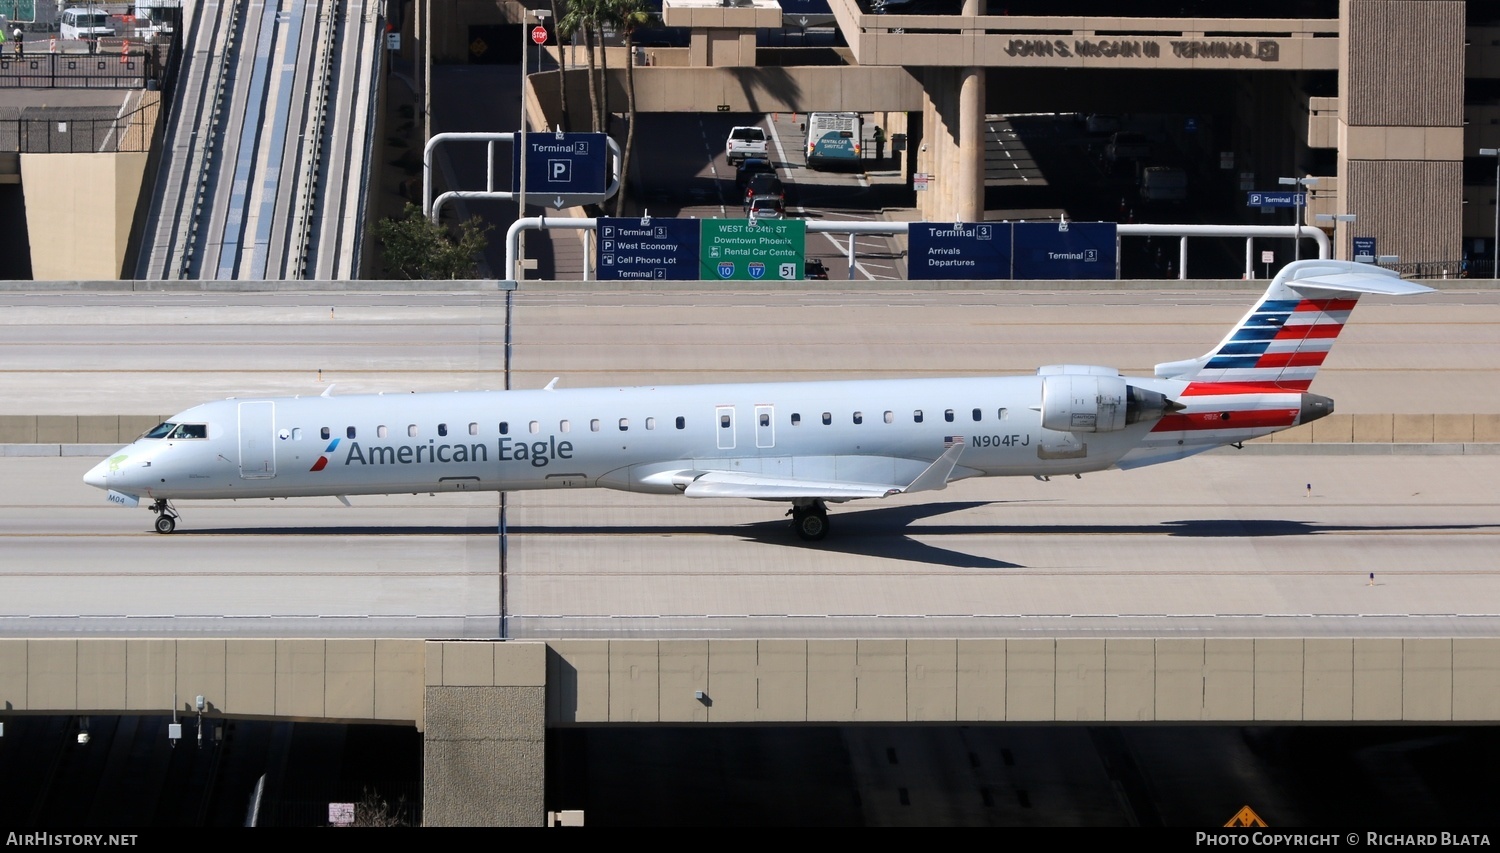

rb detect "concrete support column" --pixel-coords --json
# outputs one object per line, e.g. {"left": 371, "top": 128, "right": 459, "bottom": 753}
{"left": 1337, "top": 0, "right": 1464, "bottom": 264}
{"left": 957, "top": 67, "right": 984, "bottom": 223}
{"left": 423, "top": 643, "right": 547, "bottom": 826}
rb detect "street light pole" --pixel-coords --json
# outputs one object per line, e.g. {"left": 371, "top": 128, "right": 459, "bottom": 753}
{"left": 1315, "top": 213, "right": 1356, "bottom": 260}
{"left": 1279, "top": 175, "right": 1319, "bottom": 262}
{"left": 1481, "top": 148, "right": 1499, "bottom": 279}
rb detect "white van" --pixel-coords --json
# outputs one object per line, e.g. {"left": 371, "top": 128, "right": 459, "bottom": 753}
{"left": 60, "top": 7, "right": 114, "bottom": 40}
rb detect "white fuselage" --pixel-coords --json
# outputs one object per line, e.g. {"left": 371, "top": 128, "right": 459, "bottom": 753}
{"left": 85, "top": 372, "right": 1259, "bottom": 504}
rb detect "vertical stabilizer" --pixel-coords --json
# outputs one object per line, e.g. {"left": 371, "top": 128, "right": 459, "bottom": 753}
{"left": 1154, "top": 260, "right": 1431, "bottom": 391}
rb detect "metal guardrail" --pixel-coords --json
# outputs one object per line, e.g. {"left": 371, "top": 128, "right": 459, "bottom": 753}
{"left": 1382, "top": 260, "right": 1490, "bottom": 281}
{"left": 0, "top": 101, "right": 156, "bottom": 152}
{"left": 0, "top": 47, "right": 166, "bottom": 90}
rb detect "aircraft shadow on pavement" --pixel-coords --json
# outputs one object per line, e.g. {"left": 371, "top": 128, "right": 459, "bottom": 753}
{"left": 184, "top": 508, "right": 1497, "bottom": 572}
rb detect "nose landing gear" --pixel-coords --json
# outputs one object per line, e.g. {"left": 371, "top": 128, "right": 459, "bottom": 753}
{"left": 150, "top": 499, "right": 180, "bottom": 534}
{"left": 788, "top": 500, "right": 829, "bottom": 542}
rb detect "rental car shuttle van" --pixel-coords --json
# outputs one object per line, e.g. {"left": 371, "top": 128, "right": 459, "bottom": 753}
{"left": 806, "top": 112, "right": 863, "bottom": 170}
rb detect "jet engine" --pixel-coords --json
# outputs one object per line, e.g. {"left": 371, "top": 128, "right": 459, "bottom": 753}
{"left": 1037, "top": 365, "right": 1176, "bottom": 433}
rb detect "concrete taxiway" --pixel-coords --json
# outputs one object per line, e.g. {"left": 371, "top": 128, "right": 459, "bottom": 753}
{"left": 1, "top": 285, "right": 1495, "bottom": 639}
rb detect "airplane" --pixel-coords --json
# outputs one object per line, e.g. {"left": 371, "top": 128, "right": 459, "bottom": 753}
{"left": 83, "top": 260, "right": 1430, "bottom": 541}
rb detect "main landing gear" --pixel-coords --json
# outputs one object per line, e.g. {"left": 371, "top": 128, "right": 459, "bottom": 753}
{"left": 150, "top": 499, "right": 180, "bottom": 534}
{"left": 788, "top": 500, "right": 829, "bottom": 542}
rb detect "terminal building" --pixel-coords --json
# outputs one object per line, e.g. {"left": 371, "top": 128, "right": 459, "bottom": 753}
{"left": 1, "top": 0, "right": 1496, "bottom": 280}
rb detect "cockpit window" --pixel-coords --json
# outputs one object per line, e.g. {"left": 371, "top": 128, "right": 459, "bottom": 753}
{"left": 143, "top": 422, "right": 176, "bottom": 439}
{"left": 169, "top": 423, "right": 208, "bottom": 439}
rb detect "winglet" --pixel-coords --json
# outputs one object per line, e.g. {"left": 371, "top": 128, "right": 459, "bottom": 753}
{"left": 321, "top": 384, "right": 336, "bottom": 398}
{"left": 336, "top": 495, "right": 351, "bottom": 507}
{"left": 901, "top": 438, "right": 966, "bottom": 495}
{"left": 544, "top": 377, "right": 560, "bottom": 391}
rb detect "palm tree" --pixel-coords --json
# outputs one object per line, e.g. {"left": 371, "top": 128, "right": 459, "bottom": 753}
{"left": 550, "top": 0, "right": 570, "bottom": 131}
{"left": 558, "top": 0, "right": 604, "bottom": 132}
{"left": 606, "top": 0, "right": 659, "bottom": 215}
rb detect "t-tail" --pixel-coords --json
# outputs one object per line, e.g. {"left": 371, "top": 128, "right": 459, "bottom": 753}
{"left": 1128, "top": 260, "right": 1432, "bottom": 460}
{"left": 1155, "top": 259, "right": 1431, "bottom": 392}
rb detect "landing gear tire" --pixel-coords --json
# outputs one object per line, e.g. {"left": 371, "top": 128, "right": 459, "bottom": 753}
{"left": 789, "top": 503, "right": 829, "bottom": 542}
{"left": 150, "top": 499, "right": 179, "bottom": 534}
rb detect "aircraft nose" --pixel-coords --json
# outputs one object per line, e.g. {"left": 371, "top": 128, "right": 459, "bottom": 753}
{"left": 83, "top": 459, "right": 109, "bottom": 489}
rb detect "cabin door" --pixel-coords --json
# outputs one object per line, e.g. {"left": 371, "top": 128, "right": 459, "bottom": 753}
{"left": 238, "top": 401, "right": 276, "bottom": 479}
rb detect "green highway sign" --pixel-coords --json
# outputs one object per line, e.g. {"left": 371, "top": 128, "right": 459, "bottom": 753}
{"left": 699, "top": 218, "right": 805, "bottom": 281}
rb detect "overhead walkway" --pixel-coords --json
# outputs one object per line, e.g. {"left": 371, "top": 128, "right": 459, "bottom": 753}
{"left": 136, "top": 0, "right": 383, "bottom": 280}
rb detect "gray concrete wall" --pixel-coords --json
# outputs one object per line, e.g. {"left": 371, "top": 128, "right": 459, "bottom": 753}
{"left": 423, "top": 642, "right": 546, "bottom": 827}
{"left": 541, "top": 638, "right": 1500, "bottom": 724}
{"left": 9, "top": 637, "right": 1500, "bottom": 724}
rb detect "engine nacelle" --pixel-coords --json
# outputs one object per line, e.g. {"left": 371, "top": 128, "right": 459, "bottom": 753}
{"left": 1038, "top": 368, "right": 1175, "bottom": 433}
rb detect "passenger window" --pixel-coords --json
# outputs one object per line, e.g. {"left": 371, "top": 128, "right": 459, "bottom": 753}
{"left": 675, "top": 416, "right": 685, "bottom": 430}
{"left": 438, "top": 423, "right": 448, "bottom": 437}
{"left": 853, "top": 412, "right": 863, "bottom": 425}
{"left": 619, "top": 418, "right": 629, "bottom": 431}
{"left": 791, "top": 413, "right": 801, "bottom": 426}
{"left": 972, "top": 408, "right": 982, "bottom": 422}
{"left": 347, "top": 426, "right": 357, "bottom": 439}
{"left": 759, "top": 414, "right": 770, "bottom": 427}
{"left": 377, "top": 425, "right": 389, "bottom": 438}
{"left": 884, "top": 411, "right": 894, "bottom": 424}
{"left": 291, "top": 428, "right": 302, "bottom": 440}
{"left": 560, "top": 420, "right": 571, "bottom": 432}
{"left": 998, "top": 408, "right": 1008, "bottom": 420}
{"left": 914, "top": 410, "right": 923, "bottom": 423}
{"left": 499, "top": 421, "right": 509, "bottom": 435}
{"left": 822, "top": 412, "right": 832, "bottom": 425}
{"left": 529, "top": 420, "right": 540, "bottom": 434}
{"left": 646, "top": 417, "right": 656, "bottom": 430}
{"left": 469, "top": 422, "right": 479, "bottom": 436}
{"left": 408, "top": 424, "right": 419, "bottom": 437}
{"left": 944, "top": 409, "right": 954, "bottom": 423}
{"left": 591, "top": 419, "right": 601, "bottom": 432}
{"left": 720, "top": 414, "right": 731, "bottom": 428}
{"left": 321, "top": 427, "right": 330, "bottom": 440}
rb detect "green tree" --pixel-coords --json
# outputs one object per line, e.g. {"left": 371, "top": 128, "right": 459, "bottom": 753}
{"left": 606, "top": 0, "right": 659, "bottom": 216}
{"left": 374, "top": 204, "right": 491, "bottom": 279}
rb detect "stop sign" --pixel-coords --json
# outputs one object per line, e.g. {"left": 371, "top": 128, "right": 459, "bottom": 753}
{"left": 531, "top": 25, "right": 547, "bottom": 44}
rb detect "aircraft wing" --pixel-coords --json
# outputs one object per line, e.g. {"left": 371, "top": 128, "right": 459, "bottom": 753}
{"left": 681, "top": 442, "right": 969, "bottom": 500}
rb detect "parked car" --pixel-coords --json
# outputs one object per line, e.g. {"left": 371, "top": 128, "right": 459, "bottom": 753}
{"left": 804, "top": 258, "right": 829, "bottom": 280}
{"left": 743, "top": 172, "right": 785, "bottom": 210}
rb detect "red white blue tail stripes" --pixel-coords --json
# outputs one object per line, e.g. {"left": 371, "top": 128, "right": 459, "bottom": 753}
{"left": 1189, "top": 295, "right": 1355, "bottom": 391}
{"left": 1154, "top": 260, "right": 1428, "bottom": 395}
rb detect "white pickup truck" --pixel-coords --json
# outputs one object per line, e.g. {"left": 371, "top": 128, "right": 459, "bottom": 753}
{"left": 725, "top": 126, "right": 768, "bottom": 164}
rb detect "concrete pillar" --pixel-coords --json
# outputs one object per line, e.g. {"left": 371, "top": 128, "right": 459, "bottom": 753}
{"left": 1337, "top": 0, "right": 1464, "bottom": 265}
{"left": 916, "top": 0, "right": 985, "bottom": 223}
{"left": 957, "top": 67, "right": 984, "bottom": 223}
{"left": 423, "top": 643, "right": 547, "bottom": 826}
